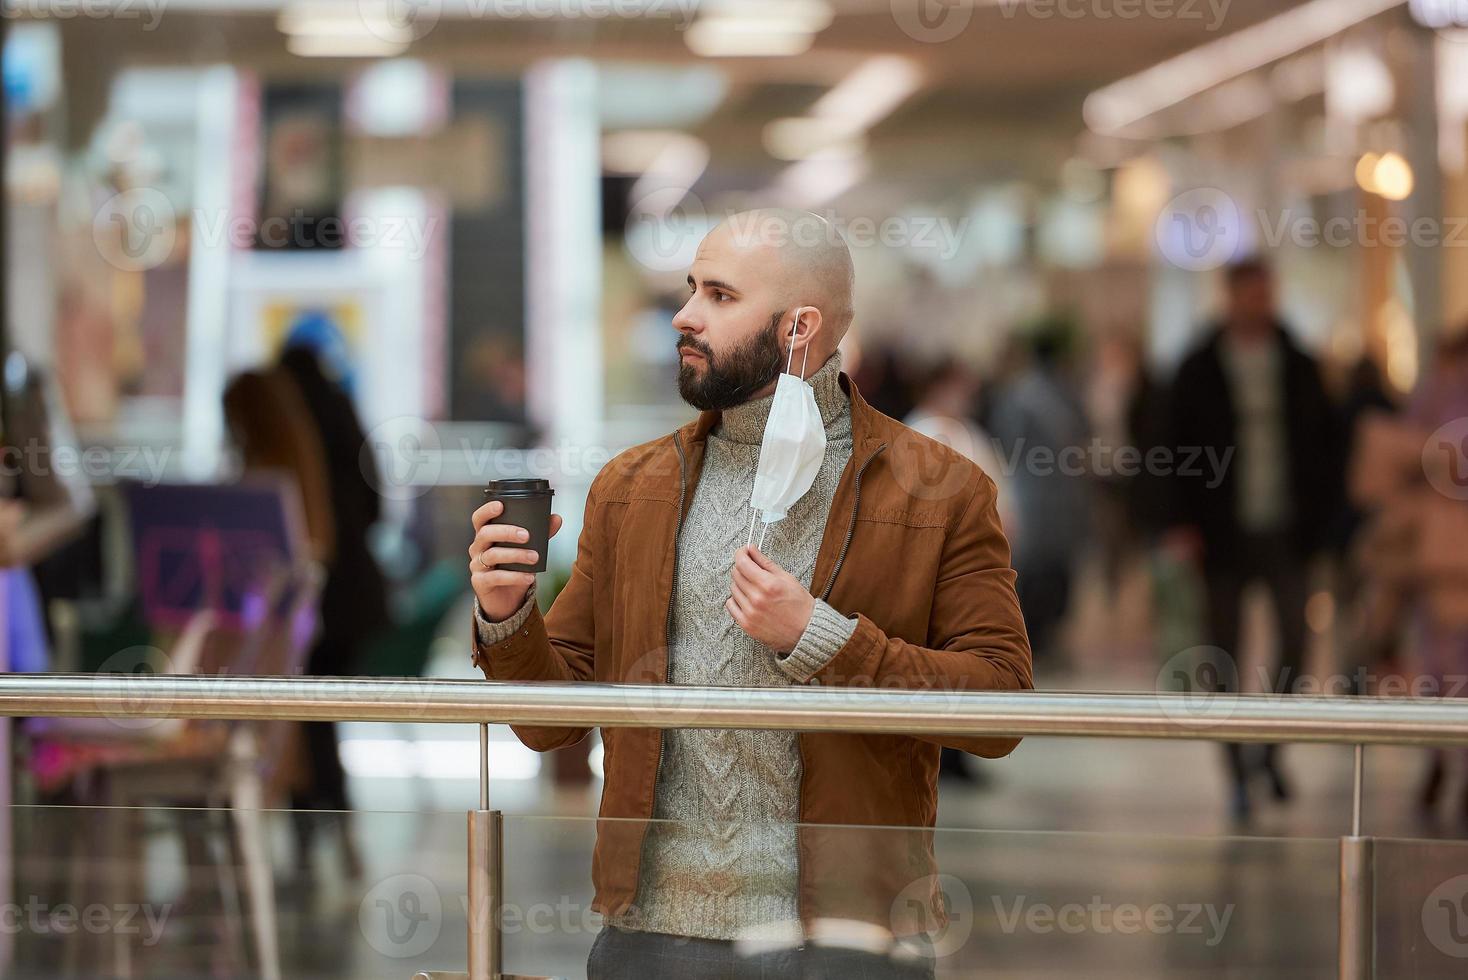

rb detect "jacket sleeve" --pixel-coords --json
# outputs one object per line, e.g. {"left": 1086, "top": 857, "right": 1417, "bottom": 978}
{"left": 470, "top": 479, "right": 601, "bottom": 752}
{"left": 804, "top": 472, "right": 1034, "bottom": 758}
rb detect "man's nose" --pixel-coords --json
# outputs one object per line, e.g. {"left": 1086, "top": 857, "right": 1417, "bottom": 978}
{"left": 672, "top": 302, "right": 698, "bottom": 335}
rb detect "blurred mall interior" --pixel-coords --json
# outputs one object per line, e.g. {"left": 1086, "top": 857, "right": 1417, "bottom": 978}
{"left": 2, "top": 0, "right": 1468, "bottom": 975}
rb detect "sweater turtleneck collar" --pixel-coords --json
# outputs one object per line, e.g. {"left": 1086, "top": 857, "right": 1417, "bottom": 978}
{"left": 713, "top": 350, "right": 848, "bottom": 446}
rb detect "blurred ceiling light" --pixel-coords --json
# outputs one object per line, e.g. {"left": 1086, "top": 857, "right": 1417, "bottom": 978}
{"left": 685, "top": 0, "right": 833, "bottom": 58}
{"left": 350, "top": 59, "right": 445, "bottom": 134}
{"left": 774, "top": 154, "right": 867, "bottom": 206}
{"left": 1410, "top": 0, "right": 1468, "bottom": 29}
{"left": 1371, "top": 151, "right": 1414, "bottom": 200}
{"left": 604, "top": 130, "right": 702, "bottom": 174}
{"left": 1325, "top": 43, "right": 1395, "bottom": 122}
{"left": 624, "top": 132, "right": 710, "bottom": 202}
{"left": 763, "top": 117, "right": 866, "bottom": 161}
{"left": 809, "top": 55, "right": 923, "bottom": 137}
{"left": 1083, "top": 0, "right": 1405, "bottom": 135}
{"left": 279, "top": 5, "right": 409, "bottom": 57}
{"left": 762, "top": 55, "right": 920, "bottom": 205}
{"left": 286, "top": 33, "right": 409, "bottom": 57}
{"left": 1354, "top": 151, "right": 1382, "bottom": 193}
{"left": 597, "top": 65, "right": 727, "bottom": 130}
{"left": 1168, "top": 75, "right": 1274, "bottom": 136}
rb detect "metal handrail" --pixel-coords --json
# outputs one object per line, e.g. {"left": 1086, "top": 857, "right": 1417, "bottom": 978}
{"left": 0, "top": 673, "right": 1465, "bottom": 746}
{"left": 0, "top": 672, "right": 1407, "bottom": 979}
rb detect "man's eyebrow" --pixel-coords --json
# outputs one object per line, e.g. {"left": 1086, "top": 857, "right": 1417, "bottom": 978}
{"left": 698, "top": 278, "right": 740, "bottom": 294}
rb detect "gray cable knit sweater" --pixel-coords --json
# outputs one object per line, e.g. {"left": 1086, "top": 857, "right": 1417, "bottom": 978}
{"left": 475, "top": 352, "right": 857, "bottom": 941}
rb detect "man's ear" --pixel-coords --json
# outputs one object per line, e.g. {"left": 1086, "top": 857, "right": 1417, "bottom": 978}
{"left": 796, "top": 305, "right": 824, "bottom": 335}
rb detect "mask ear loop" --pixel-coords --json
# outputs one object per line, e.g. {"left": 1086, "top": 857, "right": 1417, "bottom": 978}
{"left": 786, "top": 307, "right": 812, "bottom": 380}
{"left": 746, "top": 306, "right": 809, "bottom": 552}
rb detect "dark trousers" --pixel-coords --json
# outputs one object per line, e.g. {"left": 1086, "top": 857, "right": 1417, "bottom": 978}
{"left": 1204, "top": 531, "right": 1309, "bottom": 784}
{"left": 587, "top": 926, "right": 937, "bottom": 980}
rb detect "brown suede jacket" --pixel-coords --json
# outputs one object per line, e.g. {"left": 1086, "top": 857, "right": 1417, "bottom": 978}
{"left": 471, "top": 371, "right": 1033, "bottom": 937}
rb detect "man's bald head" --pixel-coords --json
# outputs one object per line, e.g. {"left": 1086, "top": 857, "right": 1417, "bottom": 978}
{"left": 674, "top": 208, "right": 857, "bottom": 409}
{"left": 708, "top": 208, "right": 856, "bottom": 347}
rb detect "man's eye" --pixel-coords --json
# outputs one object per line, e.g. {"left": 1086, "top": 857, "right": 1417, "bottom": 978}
{"left": 714, "top": 291, "right": 730, "bottom": 302}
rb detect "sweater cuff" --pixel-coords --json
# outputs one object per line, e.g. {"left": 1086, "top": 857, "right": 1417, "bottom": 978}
{"left": 776, "top": 599, "right": 857, "bottom": 683}
{"left": 474, "top": 585, "right": 537, "bottom": 651}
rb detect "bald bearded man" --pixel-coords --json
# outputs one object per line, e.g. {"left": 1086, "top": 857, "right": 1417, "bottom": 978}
{"left": 468, "top": 210, "right": 1032, "bottom": 979}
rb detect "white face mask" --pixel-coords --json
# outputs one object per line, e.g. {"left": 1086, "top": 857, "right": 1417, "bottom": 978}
{"left": 746, "top": 307, "right": 827, "bottom": 549}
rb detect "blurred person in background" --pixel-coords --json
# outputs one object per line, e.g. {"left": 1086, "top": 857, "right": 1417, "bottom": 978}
{"left": 0, "top": 353, "right": 96, "bottom": 670}
{"left": 905, "top": 356, "right": 1017, "bottom": 785}
{"left": 1084, "top": 332, "right": 1166, "bottom": 608}
{"left": 1164, "top": 259, "right": 1340, "bottom": 822}
{"left": 1332, "top": 356, "right": 1400, "bottom": 695}
{"left": 988, "top": 315, "right": 1090, "bottom": 665}
{"left": 848, "top": 342, "right": 916, "bottom": 422}
{"left": 223, "top": 370, "right": 334, "bottom": 561}
{"left": 224, "top": 367, "right": 366, "bottom": 879}
{"left": 468, "top": 209, "right": 1031, "bottom": 978}
{"left": 278, "top": 340, "right": 388, "bottom": 880}
{"left": 1402, "top": 327, "right": 1468, "bottom": 819}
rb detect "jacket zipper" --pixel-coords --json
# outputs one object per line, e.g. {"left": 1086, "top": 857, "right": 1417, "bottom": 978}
{"left": 795, "top": 441, "right": 885, "bottom": 928}
{"left": 632, "top": 432, "right": 687, "bottom": 911}
{"left": 631, "top": 438, "right": 885, "bottom": 924}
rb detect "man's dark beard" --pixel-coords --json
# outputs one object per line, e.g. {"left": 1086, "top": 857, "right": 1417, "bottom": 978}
{"left": 677, "top": 311, "right": 786, "bottom": 411}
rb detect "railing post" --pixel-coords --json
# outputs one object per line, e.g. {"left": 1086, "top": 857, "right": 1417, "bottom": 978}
{"left": 1339, "top": 744, "right": 1373, "bottom": 980}
{"left": 468, "top": 722, "right": 502, "bottom": 980}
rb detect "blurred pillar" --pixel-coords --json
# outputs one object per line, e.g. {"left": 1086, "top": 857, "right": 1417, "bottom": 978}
{"left": 182, "top": 67, "right": 245, "bottom": 480}
{"left": 1444, "top": 142, "right": 1468, "bottom": 329}
{"left": 1399, "top": 22, "right": 1444, "bottom": 373}
{"left": 522, "top": 60, "right": 602, "bottom": 787}
{"left": 522, "top": 59, "right": 603, "bottom": 540}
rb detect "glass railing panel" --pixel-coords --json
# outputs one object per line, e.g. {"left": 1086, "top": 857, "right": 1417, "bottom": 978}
{"left": 1375, "top": 836, "right": 1468, "bottom": 979}
{"left": 500, "top": 816, "right": 1339, "bottom": 979}
{"left": 6, "top": 804, "right": 471, "bottom": 979}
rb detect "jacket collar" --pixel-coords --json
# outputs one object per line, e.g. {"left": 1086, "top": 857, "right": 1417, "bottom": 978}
{"left": 682, "top": 370, "right": 886, "bottom": 461}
